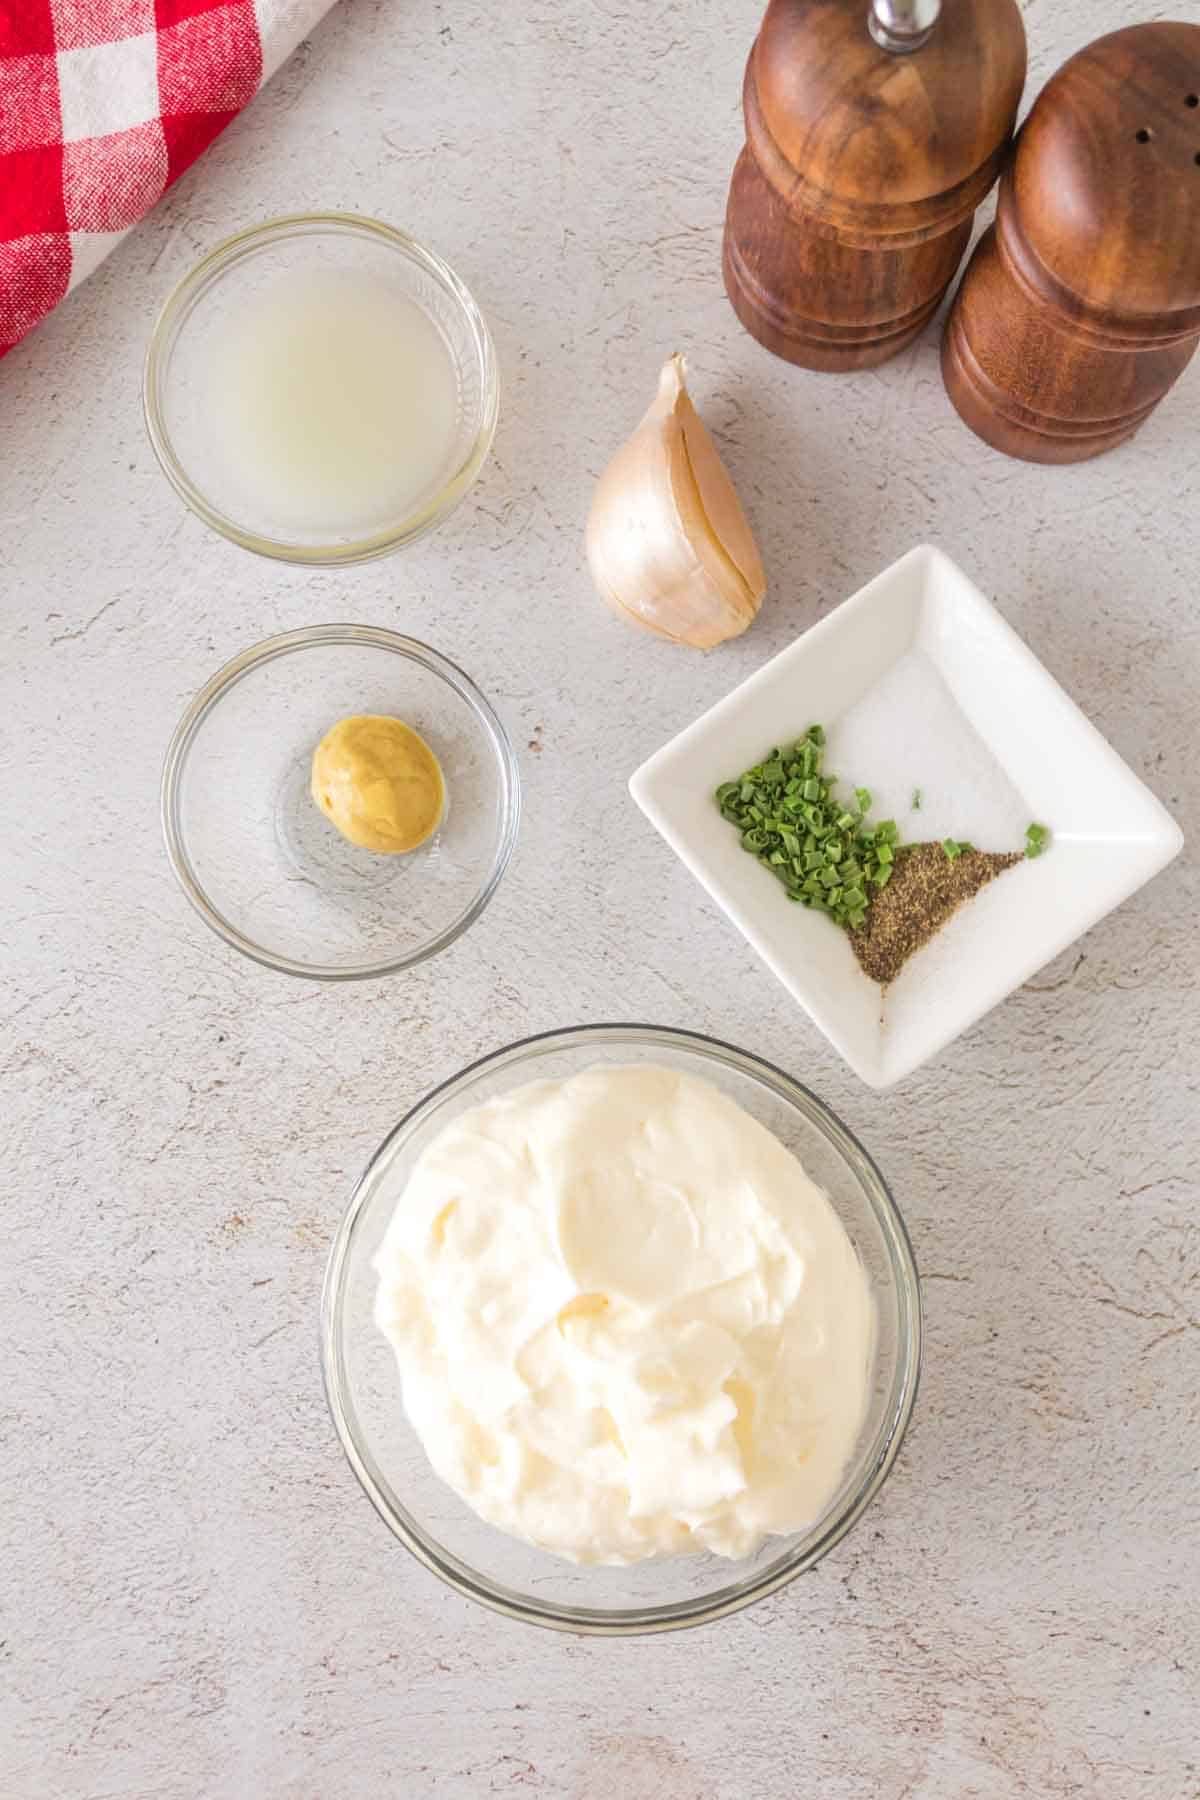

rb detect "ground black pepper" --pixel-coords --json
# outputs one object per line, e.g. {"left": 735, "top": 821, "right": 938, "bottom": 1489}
{"left": 849, "top": 842, "right": 1022, "bottom": 986}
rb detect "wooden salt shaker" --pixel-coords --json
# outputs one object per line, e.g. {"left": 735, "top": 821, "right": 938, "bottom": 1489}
{"left": 722, "top": 0, "right": 1026, "bottom": 371}
{"left": 943, "top": 23, "right": 1200, "bottom": 463}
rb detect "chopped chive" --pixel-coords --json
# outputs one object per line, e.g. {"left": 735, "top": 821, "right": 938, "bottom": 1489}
{"left": 1025, "top": 821, "right": 1050, "bottom": 858}
{"left": 911, "top": 787, "right": 922, "bottom": 811}
{"left": 716, "top": 726, "right": 910, "bottom": 931}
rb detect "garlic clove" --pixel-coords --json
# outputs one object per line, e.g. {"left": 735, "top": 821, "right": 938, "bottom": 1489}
{"left": 586, "top": 353, "right": 766, "bottom": 649}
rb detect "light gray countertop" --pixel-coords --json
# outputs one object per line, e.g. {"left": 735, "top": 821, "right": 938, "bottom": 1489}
{"left": 2, "top": 2, "right": 1197, "bottom": 1795}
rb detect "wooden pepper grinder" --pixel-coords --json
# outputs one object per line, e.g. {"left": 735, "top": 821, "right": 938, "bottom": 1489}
{"left": 722, "top": 0, "right": 1027, "bottom": 371}
{"left": 943, "top": 23, "right": 1200, "bottom": 463}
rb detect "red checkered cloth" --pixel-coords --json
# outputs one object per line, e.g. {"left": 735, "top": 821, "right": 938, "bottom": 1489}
{"left": 0, "top": 0, "right": 334, "bottom": 358}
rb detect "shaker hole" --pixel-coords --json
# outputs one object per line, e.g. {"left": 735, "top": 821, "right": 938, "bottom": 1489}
{"left": 1185, "top": 94, "right": 1199, "bottom": 107}
{"left": 1195, "top": 152, "right": 1200, "bottom": 166}
{"left": 1135, "top": 128, "right": 1153, "bottom": 143}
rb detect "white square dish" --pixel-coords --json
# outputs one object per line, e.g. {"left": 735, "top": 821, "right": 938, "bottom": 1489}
{"left": 629, "top": 545, "right": 1183, "bottom": 1089}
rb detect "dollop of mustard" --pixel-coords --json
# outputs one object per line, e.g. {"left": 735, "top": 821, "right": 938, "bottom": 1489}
{"left": 311, "top": 715, "right": 444, "bottom": 854}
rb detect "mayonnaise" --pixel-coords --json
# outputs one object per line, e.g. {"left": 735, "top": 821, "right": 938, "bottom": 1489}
{"left": 373, "top": 1064, "right": 875, "bottom": 1564}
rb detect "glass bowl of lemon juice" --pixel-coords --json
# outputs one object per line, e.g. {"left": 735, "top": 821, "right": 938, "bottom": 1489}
{"left": 143, "top": 214, "right": 498, "bottom": 564}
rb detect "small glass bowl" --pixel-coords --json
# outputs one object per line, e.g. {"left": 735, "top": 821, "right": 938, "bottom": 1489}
{"left": 162, "top": 626, "right": 520, "bottom": 980}
{"left": 321, "top": 1025, "right": 921, "bottom": 1634}
{"left": 143, "top": 214, "right": 499, "bottom": 564}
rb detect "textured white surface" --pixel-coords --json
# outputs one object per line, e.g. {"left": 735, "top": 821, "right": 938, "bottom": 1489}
{"left": 1, "top": 1, "right": 1197, "bottom": 1795}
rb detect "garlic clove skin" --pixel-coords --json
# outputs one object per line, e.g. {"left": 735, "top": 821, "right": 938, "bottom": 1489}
{"left": 586, "top": 353, "right": 766, "bottom": 649}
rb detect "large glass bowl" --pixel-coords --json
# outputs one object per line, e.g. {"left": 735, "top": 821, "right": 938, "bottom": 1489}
{"left": 321, "top": 1025, "right": 921, "bottom": 1634}
{"left": 161, "top": 626, "right": 520, "bottom": 979}
{"left": 143, "top": 213, "right": 498, "bottom": 564}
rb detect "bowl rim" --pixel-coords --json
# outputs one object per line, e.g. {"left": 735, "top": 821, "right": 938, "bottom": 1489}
{"left": 160, "top": 623, "right": 522, "bottom": 980}
{"left": 142, "top": 211, "right": 500, "bottom": 566}
{"left": 320, "top": 1022, "right": 922, "bottom": 1635}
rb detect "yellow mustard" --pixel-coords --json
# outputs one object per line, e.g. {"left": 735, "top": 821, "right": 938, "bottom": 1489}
{"left": 311, "top": 714, "right": 444, "bottom": 854}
